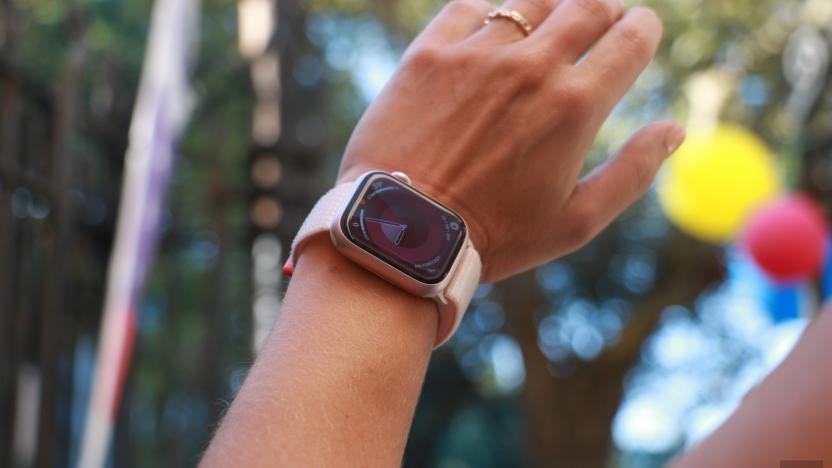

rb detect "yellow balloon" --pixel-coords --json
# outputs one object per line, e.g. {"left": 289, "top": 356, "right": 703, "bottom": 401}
{"left": 657, "top": 124, "right": 782, "bottom": 243}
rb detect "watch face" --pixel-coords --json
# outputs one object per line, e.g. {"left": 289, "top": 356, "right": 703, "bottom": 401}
{"left": 341, "top": 173, "right": 466, "bottom": 284}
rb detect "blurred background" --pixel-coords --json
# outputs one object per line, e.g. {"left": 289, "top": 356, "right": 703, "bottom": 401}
{"left": 2, "top": 0, "right": 832, "bottom": 466}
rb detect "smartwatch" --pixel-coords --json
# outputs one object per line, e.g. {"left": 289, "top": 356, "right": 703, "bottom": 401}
{"left": 284, "top": 171, "right": 482, "bottom": 347}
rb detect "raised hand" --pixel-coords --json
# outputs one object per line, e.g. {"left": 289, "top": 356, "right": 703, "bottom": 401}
{"left": 339, "top": 0, "right": 685, "bottom": 282}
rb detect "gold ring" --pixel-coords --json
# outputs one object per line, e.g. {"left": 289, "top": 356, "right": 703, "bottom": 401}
{"left": 484, "top": 8, "right": 533, "bottom": 36}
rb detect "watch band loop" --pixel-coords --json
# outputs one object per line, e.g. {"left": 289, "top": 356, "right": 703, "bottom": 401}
{"left": 284, "top": 181, "right": 358, "bottom": 276}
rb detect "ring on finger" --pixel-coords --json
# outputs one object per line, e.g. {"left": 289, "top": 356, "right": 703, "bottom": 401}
{"left": 484, "top": 8, "right": 534, "bottom": 36}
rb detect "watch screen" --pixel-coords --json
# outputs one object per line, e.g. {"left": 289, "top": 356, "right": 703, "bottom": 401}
{"left": 341, "top": 173, "right": 466, "bottom": 284}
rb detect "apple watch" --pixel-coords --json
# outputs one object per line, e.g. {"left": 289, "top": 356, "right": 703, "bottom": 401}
{"left": 284, "top": 171, "right": 482, "bottom": 347}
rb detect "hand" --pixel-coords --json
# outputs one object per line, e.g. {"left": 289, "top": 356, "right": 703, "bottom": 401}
{"left": 338, "top": 0, "right": 686, "bottom": 282}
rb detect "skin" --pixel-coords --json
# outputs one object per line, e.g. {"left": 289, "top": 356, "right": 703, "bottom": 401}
{"left": 670, "top": 305, "right": 832, "bottom": 467}
{"left": 199, "top": 0, "right": 819, "bottom": 466}
{"left": 202, "top": 237, "right": 437, "bottom": 466}
{"left": 338, "top": 0, "right": 680, "bottom": 282}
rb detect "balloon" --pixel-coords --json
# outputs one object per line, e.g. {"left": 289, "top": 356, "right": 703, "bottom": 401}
{"left": 740, "top": 195, "right": 829, "bottom": 283}
{"left": 657, "top": 124, "right": 781, "bottom": 243}
{"left": 821, "top": 238, "right": 832, "bottom": 301}
{"left": 764, "top": 283, "right": 802, "bottom": 323}
{"left": 729, "top": 250, "right": 802, "bottom": 323}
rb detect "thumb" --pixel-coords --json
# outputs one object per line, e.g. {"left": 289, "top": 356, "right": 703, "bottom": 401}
{"left": 564, "top": 121, "right": 686, "bottom": 242}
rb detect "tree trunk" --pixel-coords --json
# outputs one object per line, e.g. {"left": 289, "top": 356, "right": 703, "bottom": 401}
{"left": 36, "top": 9, "right": 86, "bottom": 468}
{"left": 502, "top": 235, "right": 723, "bottom": 467}
{"left": 0, "top": 0, "right": 22, "bottom": 463}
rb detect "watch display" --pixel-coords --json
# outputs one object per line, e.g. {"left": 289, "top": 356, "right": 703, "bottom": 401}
{"left": 341, "top": 173, "right": 466, "bottom": 284}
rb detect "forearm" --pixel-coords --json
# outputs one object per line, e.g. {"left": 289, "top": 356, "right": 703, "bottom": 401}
{"left": 201, "top": 237, "right": 436, "bottom": 467}
{"left": 672, "top": 307, "right": 832, "bottom": 467}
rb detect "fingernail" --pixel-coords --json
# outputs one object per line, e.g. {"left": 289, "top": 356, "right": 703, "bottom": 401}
{"left": 665, "top": 125, "right": 687, "bottom": 156}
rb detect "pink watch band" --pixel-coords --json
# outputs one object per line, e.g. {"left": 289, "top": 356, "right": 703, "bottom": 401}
{"left": 287, "top": 181, "right": 356, "bottom": 273}
{"left": 286, "top": 179, "right": 481, "bottom": 348}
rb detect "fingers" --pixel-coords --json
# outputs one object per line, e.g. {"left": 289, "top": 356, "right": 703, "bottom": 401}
{"left": 535, "top": 0, "right": 623, "bottom": 62}
{"left": 575, "top": 7, "right": 663, "bottom": 106}
{"left": 472, "top": 0, "right": 563, "bottom": 44}
{"left": 411, "top": 0, "right": 493, "bottom": 49}
{"left": 562, "top": 122, "right": 686, "bottom": 246}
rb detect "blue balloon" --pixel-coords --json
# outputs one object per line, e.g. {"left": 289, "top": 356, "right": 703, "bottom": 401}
{"left": 821, "top": 237, "right": 832, "bottom": 302}
{"left": 764, "top": 284, "right": 801, "bottom": 323}
{"left": 729, "top": 248, "right": 802, "bottom": 324}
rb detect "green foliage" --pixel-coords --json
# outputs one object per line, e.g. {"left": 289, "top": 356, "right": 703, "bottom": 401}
{"left": 6, "top": 0, "right": 831, "bottom": 466}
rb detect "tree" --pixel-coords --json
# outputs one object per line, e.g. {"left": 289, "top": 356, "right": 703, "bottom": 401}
{"left": 3, "top": 0, "right": 830, "bottom": 466}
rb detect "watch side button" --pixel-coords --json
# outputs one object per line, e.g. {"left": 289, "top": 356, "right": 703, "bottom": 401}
{"left": 391, "top": 171, "right": 412, "bottom": 185}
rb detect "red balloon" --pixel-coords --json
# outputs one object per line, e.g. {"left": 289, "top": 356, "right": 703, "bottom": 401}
{"left": 740, "top": 195, "right": 829, "bottom": 283}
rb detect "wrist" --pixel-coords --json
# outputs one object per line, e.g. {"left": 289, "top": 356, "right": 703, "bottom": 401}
{"left": 213, "top": 235, "right": 438, "bottom": 467}
{"left": 288, "top": 170, "right": 481, "bottom": 346}
{"left": 337, "top": 164, "right": 490, "bottom": 276}
{"left": 289, "top": 236, "right": 439, "bottom": 348}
